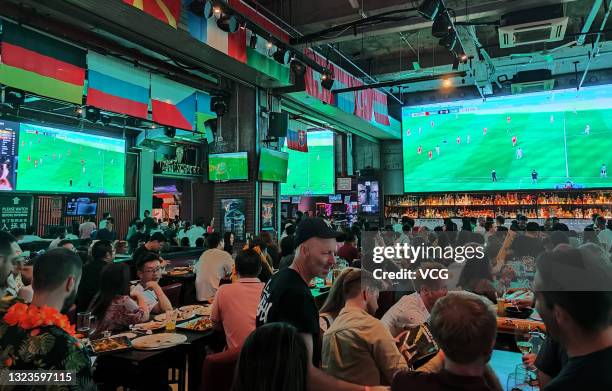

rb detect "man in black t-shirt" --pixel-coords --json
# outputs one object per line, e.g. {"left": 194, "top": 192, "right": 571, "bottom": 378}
{"left": 256, "top": 217, "right": 376, "bottom": 391}
{"left": 130, "top": 232, "right": 166, "bottom": 278}
{"left": 534, "top": 247, "right": 612, "bottom": 391}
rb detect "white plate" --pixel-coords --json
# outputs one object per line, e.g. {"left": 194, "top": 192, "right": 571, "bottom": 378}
{"left": 179, "top": 305, "right": 211, "bottom": 317}
{"left": 132, "top": 321, "right": 165, "bottom": 331}
{"left": 154, "top": 311, "right": 194, "bottom": 322}
{"left": 131, "top": 333, "right": 187, "bottom": 350}
{"left": 113, "top": 332, "right": 137, "bottom": 339}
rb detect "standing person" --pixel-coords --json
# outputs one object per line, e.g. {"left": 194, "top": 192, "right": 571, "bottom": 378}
{"left": 322, "top": 269, "right": 408, "bottom": 386}
{"left": 195, "top": 232, "right": 234, "bottom": 302}
{"left": 128, "top": 222, "right": 148, "bottom": 253}
{"left": 126, "top": 217, "right": 141, "bottom": 241}
{"left": 96, "top": 220, "right": 117, "bottom": 241}
{"left": 516, "top": 147, "right": 523, "bottom": 160}
{"left": 337, "top": 233, "right": 360, "bottom": 264}
{"left": 428, "top": 150, "right": 433, "bottom": 160}
{"left": 0, "top": 248, "right": 96, "bottom": 390}
{"left": 532, "top": 169, "right": 538, "bottom": 184}
{"left": 131, "top": 232, "right": 166, "bottom": 266}
{"left": 392, "top": 292, "right": 500, "bottom": 391}
{"left": 512, "top": 135, "right": 517, "bottom": 147}
{"left": 601, "top": 163, "right": 607, "bottom": 178}
{"left": 533, "top": 247, "right": 612, "bottom": 390}
{"left": 142, "top": 210, "right": 156, "bottom": 234}
{"left": 491, "top": 169, "right": 497, "bottom": 182}
{"left": 260, "top": 231, "right": 281, "bottom": 269}
{"left": 188, "top": 218, "right": 206, "bottom": 248}
{"left": 79, "top": 216, "right": 97, "bottom": 239}
{"left": 278, "top": 227, "right": 296, "bottom": 270}
{"left": 256, "top": 217, "right": 371, "bottom": 390}
{"left": 435, "top": 145, "right": 440, "bottom": 156}
{"left": 210, "top": 249, "right": 264, "bottom": 350}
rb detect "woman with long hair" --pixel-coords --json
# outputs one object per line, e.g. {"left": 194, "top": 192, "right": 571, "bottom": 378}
{"left": 232, "top": 323, "right": 308, "bottom": 391}
{"left": 88, "top": 263, "right": 149, "bottom": 335}
{"left": 318, "top": 267, "right": 354, "bottom": 332}
{"left": 457, "top": 245, "right": 497, "bottom": 304}
{"left": 223, "top": 232, "right": 234, "bottom": 255}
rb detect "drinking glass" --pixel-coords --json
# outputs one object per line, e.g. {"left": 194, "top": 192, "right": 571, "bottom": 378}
{"left": 77, "top": 312, "right": 96, "bottom": 343}
{"left": 165, "top": 309, "right": 178, "bottom": 332}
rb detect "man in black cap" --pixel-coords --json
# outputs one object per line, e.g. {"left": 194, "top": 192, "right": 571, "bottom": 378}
{"left": 256, "top": 217, "right": 377, "bottom": 390}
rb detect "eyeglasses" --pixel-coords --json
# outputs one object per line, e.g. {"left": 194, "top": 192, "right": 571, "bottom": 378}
{"left": 143, "top": 267, "right": 161, "bottom": 273}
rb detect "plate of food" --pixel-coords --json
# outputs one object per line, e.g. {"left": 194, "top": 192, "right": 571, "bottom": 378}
{"left": 132, "top": 320, "right": 165, "bottom": 331}
{"left": 154, "top": 310, "right": 194, "bottom": 323}
{"left": 179, "top": 305, "right": 212, "bottom": 317}
{"left": 167, "top": 269, "right": 191, "bottom": 276}
{"left": 113, "top": 332, "right": 138, "bottom": 339}
{"left": 91, "top": 336, "right": 132, "bottom": 354}
{"left": 131, "top": 333, "right": 187, "bottom": 350}
{"left": 177, "top": 317, "right": 214, "bottom": 332}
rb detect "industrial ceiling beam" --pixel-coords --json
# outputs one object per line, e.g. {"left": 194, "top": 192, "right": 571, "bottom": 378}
{"left": 332, "top": 71, "right": 467, "bottom": 93}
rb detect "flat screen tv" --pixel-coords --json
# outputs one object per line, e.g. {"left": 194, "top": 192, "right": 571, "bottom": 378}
{"left": 401, "top": 84, "right": 612, "bottom": 192}
{"left": 208, "top": 152, "right": 249, "bottom": 182}
{"left": 65, "top": 197, "right": 98, "bottom": 216}
{"left": 16, "top": 122, "right": 126, "bottom": 194}
{"left": 0, "top": 120, "right": 19, "bottom": 192}
{"left": 281, "top": 130, "right": 335, "bottom": 195}
{"left": 258, "top": 148, "right": 288, "bottom": 182}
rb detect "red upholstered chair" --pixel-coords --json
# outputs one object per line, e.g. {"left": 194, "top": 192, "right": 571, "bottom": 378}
{"left": 199, "top": 348, "right": 241, "bottom": 391}
{"left": 161, "top": 283, "right": 182, "bottom": 308}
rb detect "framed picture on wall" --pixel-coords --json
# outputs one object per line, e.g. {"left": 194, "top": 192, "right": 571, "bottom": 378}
{"left": 261, "top": 198, "right": 275, "bottom": 231}
{"left": 221, "top": 198, "right": 246, "bottom": 241}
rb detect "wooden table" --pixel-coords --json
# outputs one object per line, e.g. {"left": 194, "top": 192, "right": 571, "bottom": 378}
{"left": 95, "top": 326, "right": 216, "bottom": 391}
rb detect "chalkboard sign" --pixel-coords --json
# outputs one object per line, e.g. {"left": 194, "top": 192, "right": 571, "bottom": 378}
{"left": 221, "top": 199, "right": 246, "bottom": 241}
{"left": 0, "top": 195, "right": 33, "bottom": 231}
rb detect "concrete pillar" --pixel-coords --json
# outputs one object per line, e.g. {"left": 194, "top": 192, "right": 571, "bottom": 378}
{"left": 138, "top": 149, "right": 154, "bottom": 218}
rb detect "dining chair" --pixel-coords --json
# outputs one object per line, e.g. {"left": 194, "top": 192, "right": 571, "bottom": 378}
{"left": 161, "top": 282, "right": 182, "bottom": 308}
{"left": 199, "top": 348, "right": 240, "bottom": 391}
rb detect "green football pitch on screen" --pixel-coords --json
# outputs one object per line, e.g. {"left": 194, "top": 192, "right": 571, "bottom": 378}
{"left": 402, "top": 85, "right": 612, "bottom": 192}
{"left": 208, "top": 152, "right": 248, "bottom": 181}
{"left": 281, "top": 130, "right": 335, "bottom": 196}
{"left": 16, "top": 123, "right": 126, "bottom": 194}
{"left": 259, "top": 148, "right": 288, "bottom": 182}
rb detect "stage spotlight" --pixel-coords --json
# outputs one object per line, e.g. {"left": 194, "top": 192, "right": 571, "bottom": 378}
{"left": 320, "top": 69, "right": 334, "bottom": 90}
{"left": 213, "top": 5, "right": 222, "bottom": 15}
{"left": 439, "top": 32, "right": 458, "bottom": 51}
{"left": 217, "top": 14, "right": 239, "bottom": 33}
{"left": 249, "top": 33, "right": 258, "bottom": 49}
{"left": 3, "top": 88, "right": 25, "bottom": 108}
{"left": 211, "top": 96, "right": 229, "bottom": 117}
{"left": 418, "top": 0, "right": 440, "bottom": 21}
{"left": 85, "top": 106, "right": 101, "bottom": 122}
{"left": 273, "top": 48, "right": 291, "bottom": 64}
{"left": 459, "top": 53, "right": 468, "bottom": 63}
{"left": 442, "top": 78, "right": 452, "bottom": 88}
{"left": 266, "top": 40, "right": 273, "bottom": 49}
{"left": 452, "top": 57, "right": 460, "bottom": 70}
{"left": 432, "top": 14, "right": 451, "bottom": 38}
{"left": 164, "top": 126, "right": 176, "bottom": 138}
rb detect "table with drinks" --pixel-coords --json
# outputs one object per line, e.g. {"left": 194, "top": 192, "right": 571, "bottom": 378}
{"left": 77, "top": 304, "right": 216, "bottom": 391}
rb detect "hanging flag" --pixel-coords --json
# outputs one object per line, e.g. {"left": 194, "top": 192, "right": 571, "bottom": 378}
{"left": 183, "top": 1, "right": 247, "bottom": 63}
{"left": 0, "top": 21, "right": 86, "bottom": 104}
{"left": 86, "top": 52, "right": 150, "bottom": 119}
{"left": 151, "top": 75, "right": 196, "bottom": 130}
{"left": 195, "top": 91, "right": 217, "bottom": 143}
{"left": 287, "top": 128, "right": 308, "bottom": 152}
{"left": 373, "top": 90, "right": 390, "bottom": 126}
{"left": 123, "top": 0, "right": 181, "bottom": 29}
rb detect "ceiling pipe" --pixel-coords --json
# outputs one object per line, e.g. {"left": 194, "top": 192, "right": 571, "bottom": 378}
{"left": 579, "top": 0, "right": 611, "bottom": 89}
{"left": 332, "top": 71, "right": 467, "bottom": 93}
{"left": 577, "top": 0, "right": 603, "bottom": 45}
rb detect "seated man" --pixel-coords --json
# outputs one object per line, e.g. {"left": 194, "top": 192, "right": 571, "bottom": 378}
{"left": 133, "top": 253, "right": 173, "bottom": 314}
{"left": 0, "top": 248, "right": 96, "bottom": 390}
{"left": 392, "top": 291, "right": 499, "bottom": 391}
{"left": 322, "top": 269, "right": 408, "bottom": 386}
{"left": 195, "top": 232, "right": 234, "bottom": 302}
{"left": 382, "top": 262, "right": 448, "bottom": 337}
{"left": 533, "top": 247, "right": 612, "bottom": 390}
{"left": 211, "top": 249, "right": 264, "bottom": 349}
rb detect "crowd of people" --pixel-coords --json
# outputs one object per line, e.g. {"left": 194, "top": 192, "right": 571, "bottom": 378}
{"left": 0, "top": 210, "right": 610, "bottom": 390}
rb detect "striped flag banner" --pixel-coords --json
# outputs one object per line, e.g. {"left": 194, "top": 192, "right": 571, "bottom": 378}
{"left": 287, "top": 120, "right": 308, "bottom": 152}
{"left": 0, "top": 21, "right": 86, "bottom": 104}
{"left": 86, "top": 52, "right": 150, "bottom": 119}
{"left": 123, "top": 0, "right": 181, "bottom": 29}
{"left": 151, "top": 75, "right": 196, "bottom": 130}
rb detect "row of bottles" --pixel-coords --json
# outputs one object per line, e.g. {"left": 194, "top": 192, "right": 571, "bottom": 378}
{"left": 386, "top": 192, "right": 612, "bottom": 207}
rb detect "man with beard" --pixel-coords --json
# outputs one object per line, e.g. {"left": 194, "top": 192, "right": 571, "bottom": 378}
{"left": 322, "top": 268, "right": 408, "bottom": 386}
{"left": 0, "top": 248, "right": 96, "bottom": 390}
{"left": 532, "top": 247, "right": 612, "bottom": 390}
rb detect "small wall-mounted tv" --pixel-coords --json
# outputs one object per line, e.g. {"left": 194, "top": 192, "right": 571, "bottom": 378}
{"left": 328, "top": 194, "right": 343, "bottom": 203}
{"left": 65, "top": 197, "right": 98, "bottom": 216}
{"left": 208, "top": 152, "right": 249, "bottom": 182}
{"left": 258, "top": 148, "right": 288, "bottom": 182}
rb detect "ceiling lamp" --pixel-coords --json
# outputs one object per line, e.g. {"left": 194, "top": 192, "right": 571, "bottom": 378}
{"left": 217, "top": 14, "right": 239, "bottom": 33}
{"left": 273, "top": 48, "right": 291, "bottom": 64}
{"left": 432, "top": 14, "right": 452, "bottom": 38}
{"left": 321, "top": 69, "right": 334, "bottom": 91}
{"left": 418, "top": 0, "right": 440, "bottom": 21}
